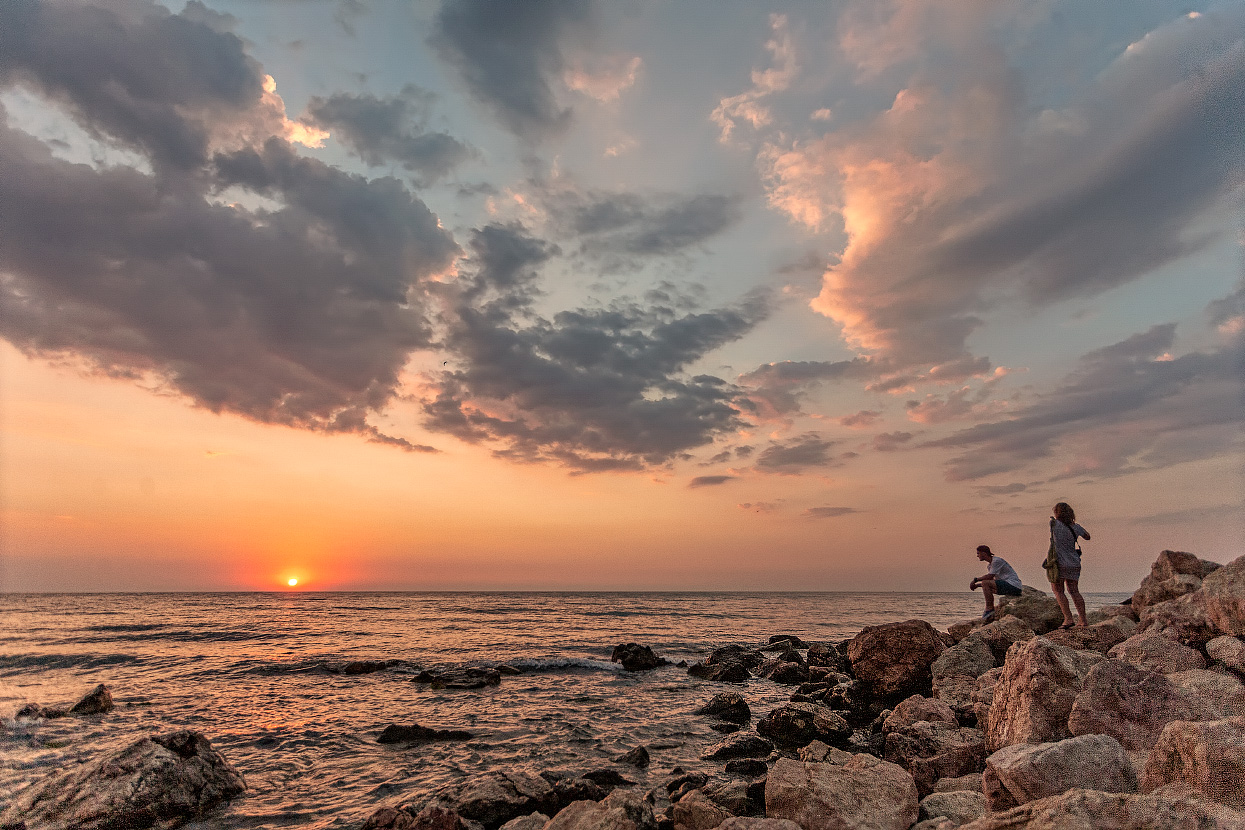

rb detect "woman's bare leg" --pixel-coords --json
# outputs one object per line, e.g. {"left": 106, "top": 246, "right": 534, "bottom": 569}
{"left": 1051, "top": 581, "right": 1073, "bottom": 626}
{"left": 1067, "top": 579, "right": 1087, "bottom": 626}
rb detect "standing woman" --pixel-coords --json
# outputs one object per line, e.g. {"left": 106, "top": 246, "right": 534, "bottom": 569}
{"left": 1050, "top": 502, "right": 1090, "bottom": 629}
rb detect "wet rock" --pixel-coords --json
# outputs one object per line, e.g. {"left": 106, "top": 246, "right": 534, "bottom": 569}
{"left": 424, "top": 770, "right": 557, "bottom": 829}
{"left": 377, "top": 724, "right": 474, "bottom": 744}
{"left": 1066, "top": 660, "right": 1219, "bottom": 750}
{"left": 694, "top": 692, "right": 751, "bottom": 724}
{"left": 701, "top": 733, "right": 773, "bottom": 761}
{"left": 723, "top": 758, "right": 768, "bottom": 778}
{"left": 581, "top": 769, "right": 636, "bottom": 789}
{"left": 687, "top": 661, "right": 751, "bottom": 682}
{"left": 616, "top": 746, "right": 650, "bottom": 768}
{"left": 1206, "top": 635, "right": 1245, "bottom": 673}
{"left": 416, "top": 668, "right": 503, "bottom": 689}
{"left": 982, "top": 734, "right": 1135, "bottom": 812}
{"left": 823, "top": 679, "right": 875, "bottom": 725}
{"left": 496, "top": 665, "right": 523, "bottom": 676}
{"left": 1108, "top": 629, "right": 1208, "bottom": 673}
{"left": 708, "top": 721, "right": 741, "bottom": 734}
{"left": 0, "top": 730, "right": 245, "bottom": 830}
{"left": 665, "top": 772, "right": 709, "bottom": 798}
{"left": 767, "top": 634, "right": 809, "bottom": 649}
{"left": 610, "top": 643, "right": 669, "bottom": 672}
{"left": 985, "top": 637, "right": 1104, "bottom": 752}
{"left": 335, "top": 659, "right": 402, "bottom": 675}
{"left": 846, "top": 620, "right": 947, "bottom": 702}
{"left": 703, "top": 779, "right": 759, "bottom": 816}
{"left": 708, "top": 645, "right": 765, "bottom": 669}
{"left": 1139, "top": 592, "right": 1218, "bottom": 647}
{"left": 880, "top": 695, "right": 958, "bottom": 733}
{"left": 883, "top": 722, "right": 987, "bottom": 797}
{"left": 919, "top": 790, "right": 988, "bottom": 825}
{"left": 765, "top": 755, "right": 919, "bottom": 830}
{"left": 760, "top": 661, "right": 808, "bottom": 685}
{"left": 14, "top": 702, "right": 64, "bottom": 720}
{"left": 1043, "top": 617, "right": 1138, "bottom": 655}
{"left": 954, "top": 787, "right": 1244, "bottom": 830}
{"left": 670, "top": 790, "right": 728, "bottom": 830}
{"left": 68, "top": 684, "right": 114, "bottom": 716}
{"left": 806, "top": 642, "right": 847, "bottom": 671}
{"left": 995, "top": 588, "right": 1064, "bottom": 635}
{"left": 546, "top": 789, "right": 656, "bottom": 830}
{"left": 756, "top": 702, "right": 851, "bottom": 750}
{"left": 1202, "top": 554, "right": 1245, "bottom": 637}
{"left": 1141, "top": 716, "right": 1245, "bottom": 808}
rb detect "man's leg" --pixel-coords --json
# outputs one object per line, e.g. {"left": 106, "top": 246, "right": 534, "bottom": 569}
{"left": 980, "top": 575, "right": 998, "bottom": 613}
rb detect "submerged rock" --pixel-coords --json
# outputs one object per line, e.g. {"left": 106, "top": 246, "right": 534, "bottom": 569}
{"left": 415, "top": 668, "right": 503, "bottom": 689}
{"left": 0, "top": 730, "right": 245, "bottom": 830}
{"left": 377, "top": 723, "right": 474, "bottom": 743}
{"left": 695, "top": 692, "right": 751, "bottom": 724}
{"left": 68, "top": 683, "right": 114, "bottom": 716}
{"left": 611, "top": 643, "right": 668, "bottom": 671}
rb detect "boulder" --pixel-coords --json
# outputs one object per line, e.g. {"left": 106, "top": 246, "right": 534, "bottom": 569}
{"left": 996, "top": 588, "right": 1064, "bottom": 635}
{"left": 362, "top": 804, "right": 482, "bottom": 830}
{"left": 1133, "top": 574, "right": 1203, "bottom": 614}
{"left": 957, "top": 788, "right": 1245, "bottom": 829}
{"left": 982, "top": 734, "right": 1135, "bottom": 812}
{"left": 759, "top": 660, "right": 808, "bottom": 684}
{"left": 1202, "top": 554, "right": 1245, "bottom": 637}
{"left": 919, "top": 791, "right": 988, "bottom": 825}
{"left": 610, "top": 644, "right": 667, "bottom": 671}
{"left": 424, "top": 771, "right": 557, "bottom": 829}
{"left": 716, "top": 820, "right": 802, "bottom": 830}
{"left": 615, "top": 746, "right": 650, "bottom": 768}
{"left": 701, "top": 733, "right": 774, "bottom": 761}
{"left": 687, "top": 661, "right": 751, "bottom": 682}
{"left": 1166, "top": 669, "right": 1245, "bottom": 717}
{"left": 670, "top": 790, "right": 729, "bottom": 830}
{"left": 974, "top": 617, "right": 1038, "bottom": 664}
{"left": 14, "top": 702, "right": 64, "bottom": 720}
{"left": 1139, "top": 592, "right": 1218, "bottom": 647}
{"left": 708, "top": 645, "right": 765, "bottom": 669}
{"left": 1067, "top": 660, "right": 1219, "bottom": 750}
{"left": 1147, "top": 550, "right": 1223, "bottom": 582}
{"left": 881, "top": 695, "right": 958, "bottom": 732}
{"left": 796, "top": 740, "right": 854, "bottom": 764}
{"left": 806, "top": 642, "right": 847, "bottom": 671}
{"left": 764, "top": 755, "right": 919, "bottom": 830}
{"left": 985, "top": 638, "right": 1104, "bottom": 751}
{"left": 1108, "top": 630, "right": 1208, "bottom": 673}
{"left": 724, "top": 758, "right": 769, "bottom": 778}
{"left": 552, "top": 778, "right": 608, "bottom": 811}
{"left": 665, "top": 772, "right": 709, "bottom": 802}
{"left": 694, "top": 692, "right": 751, "bottom": 724}
{"left": 1088, "top": 604, "right": 1140, "bottom": 624}
{"left": 846, "top": 620, "right": 947, "bottom": 701}
{"left": 1141, "top": 716, "right": 1245, "bottom": 808}
{"left": 546, "top": 789, "right": 656, "bottom": 830}
{"left": 702, "top": 779, "right": 759, "bottom": 816}
{"left": 883, "top": 722, "right": 988, "bottom": 797}
{"left": 1206, "top": 636, "right": 1245, "bottom": 673}
{"left": 822, "top": 680, "right": 875, "bottom": 725}
{"left": 932, "top": 772, "right": 983, "bottom": 793}
{"left": 500, "top": 814, "right": 549, "bottom": 830}
{"left": 377, "top": 724, "right": 474, "bottom": 743}
{"left": 0, "top": 730, "right": 245, "bottom": 830}
{"left": 68, "top": 684, "right": 114, "bottom": 716}
{"left": 932, "top": 636, "right": 996, "bottom": 682}
{"left": 756, "top": 702, "right": 851, "bottom": 750}
{"left": 1042, "top": 616, "right": 1138, "bottom": 655}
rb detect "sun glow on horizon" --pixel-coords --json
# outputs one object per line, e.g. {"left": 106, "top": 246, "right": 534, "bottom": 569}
{"left": 287, "top": 578, "right": 298, "bottom": 587}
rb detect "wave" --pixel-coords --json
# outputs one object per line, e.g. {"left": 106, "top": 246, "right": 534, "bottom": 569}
{"left": 0, "top": 652, "right": 141, "bottom": 673}
{"left": 86, "top": 623, "right": 169, "bottom": 633}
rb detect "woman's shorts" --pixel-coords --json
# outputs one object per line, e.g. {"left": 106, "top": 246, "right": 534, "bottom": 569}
{"left": 997, "top": 580, "right": 1022, "bottom": 596}
{"left": 1058, "top": 564, "right": 1081, "bottom": 583}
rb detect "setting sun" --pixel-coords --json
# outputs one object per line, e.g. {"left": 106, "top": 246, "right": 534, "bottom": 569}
{"left": 287, "top": 578, "right": 298, "bottom": 587}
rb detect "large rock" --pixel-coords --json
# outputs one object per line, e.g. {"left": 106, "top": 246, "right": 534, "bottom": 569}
{"left": 846, "top": 620, "right": 947, "bottom": 701}
{"left": 1133, "top": 551, "right": 1222, "bottom": 613}
{"left": 716, "top": 819, "right": 802, "bottom": 830}
{"left": 1202, "top": 554, "right": 1245, "bottom": 637}
{"left": 982, "top": 734, "right": 1135, "bottom": 812}
{"left": 377, "top": 724, "right": 474, "bottom": 743}
{"left": 996, "top": 588, "right": 1064, "bottom": 635}
{"left": 756, "top": 702, "right": 851, "bottom": 749}
{"left": 546, "top": 789, "right": 656, "bottom": 830}
{"left": 362, "top": 804, "right": 483, "bottom": 830}
{"left": 1139, "top": 592, "right": 1218, "bottom": 647}
{"left": 701, "top": 733, "right": 774, "bottom": 761}
{"left": 610, "top": 643, "right": 668, "bottom": 671}
{"left": 424, "top": 771, "right": 557, "bottom": 829}
{"left": 1141, "top": 716, "right": 1245, "bottom": 808}
{"left": 0, "top": 730, "right": 245, "bottom": 830}
{"left": 881, "top": 695, "right": 959, "bottom": 732}
{"left": 883, "top": 722, "right": 987, "bottom": 797}
{"left": 695, "top": 692, "right": 751, "bottom": 724}
{"left": 687, "top": 661, "right": 751, "bottom": 682}
{"left": 1108, "top": 630, "right": 1208, "bottom": 673}
{"left": 975, "top": 617, "right": 1038, "bottom": 663}
{"left": 764, "top": 755, "right": 919, "bottom": 830}
{"left": 669, "top": 790, "right": 729, "bottom": 830}
{"left": 956, "top": 788, "right": 1245, "bottom": 830}
{"left": 1206, "top": 636, "right": 1245, "bottom": 673}
{"left": 919, "top": 791, "right": 987, "bottom": 825}
{"left": 985, "top": 638, "right": 1104, "bottom": 752}
{"left": 68, "top": 683, "right": 115, "bottom": 715}
{"left": 932, "top": 636, "right": 995, "bottom": 682}
{"left": 1042, "top": 616, "right": 1138, "bottom": 655}
{"left": 1166, "top": 669, "right": 1245, "bottom": 717}
{"left": 1066, "top": 660, "right": 1219, "bottom": 750}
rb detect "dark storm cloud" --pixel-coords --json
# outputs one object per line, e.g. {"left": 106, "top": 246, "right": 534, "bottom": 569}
{"left": 754, "top": 433, "right": 841, "bottom": 473}
{"left": 924, "top": 320, "right": 1245, "bottom": 481}
{"left": 431, "top": 0, "right": 596, "bottom": 141}
{"left": 304, "top": 86, "right": 473, "bottom": 182}
{"left": 420, "top": 223, "right": 771, "bottom": 471}
{"left": 804, "top": 506, "right": 857, "bottom": 519}
{"left": 689, "top": 475, "right": 735, "bottom": 488}
{"left": 0, "top": 0, "right": 459, "bottom": 445}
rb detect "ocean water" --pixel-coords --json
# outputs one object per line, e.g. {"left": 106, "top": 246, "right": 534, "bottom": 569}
{"left": 0, "top": 591, "right": 1127, "bottom": 828}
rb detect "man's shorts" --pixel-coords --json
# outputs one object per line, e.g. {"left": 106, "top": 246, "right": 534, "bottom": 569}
{"left": 996, "top": 580, "right": 1022, "bottom": 596}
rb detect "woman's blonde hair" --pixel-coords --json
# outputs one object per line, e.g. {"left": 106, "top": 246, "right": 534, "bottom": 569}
{"left": 1054, "top": 502, "right": 1076, "bottom": 523}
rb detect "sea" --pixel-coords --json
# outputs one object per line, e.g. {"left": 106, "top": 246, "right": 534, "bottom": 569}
{"left": 0, "top": 591, "right": 1128, "bottom": 828}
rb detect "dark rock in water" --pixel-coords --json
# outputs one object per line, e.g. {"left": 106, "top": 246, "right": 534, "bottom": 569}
{"left": 825, "top": 680, "right": 876, "bottom": 725}
{"left": 423, "top": 770, "right": 557, "bottom": 830}
{"left": 756, "top": 702, "right": 852, "bottom": 750}
{"left": 616, "top": 745, "right": 650, "bottom": 767}
{"left": 552, "top": 776, "right": 608, "bottom": 810}
{"left": 69, "top": 684, "right": 114, "bottom": 716}
{"left": 496, "top": 665, "right": 523, "bottom": 676}
{"left": 581, "top": 768, "right": 637, "bottom": 788}
{"left": 338, "top": 660, "right": 402, "bottom": 675}
{"left": 708, "top": 645, "right": 765, "bottom": 669}
{"left": 362, "top": 804, "right": 482, "bottom": 830}
{"left": 723, "top": 758, "right": 768, "bottom": 778}
{"left": 762, "top": 661, "right": 808, "bottom": 685}
{"left": 806, "top": 642, "right": 847, "bottom": 671}
{"left": 687, "top": 661, "right": 751, "bottom": 682}
{"left": 767, "top": 634, "right": 809, "bottom": 649}
{"left": 701, "top": 733, "right": 774, "bottom": 760}
{"left": 708, "top": 721, "right": 742, "bottom": 734}
{"left": 665, "top": 771, "right": 709, "bottom": 795}
{"left": 846, "top": 619, "right": 946, "bottom": 701}
{"left": 14, "top": 703, "right": 64, "bottom": 720}
{"left": 0, "top": 730, "right": 245, "bottom": 830}
{"left": 610, "top": 643, "right": 669, "bottom": 671}
{"left": 414, "top": 668, "right": 502, "bottom": 689}
{"left": 695, "top": 692, "right": 751, "bottom": 724}
{"left": 377, "top": 724, "right": 474, "bottom": 743}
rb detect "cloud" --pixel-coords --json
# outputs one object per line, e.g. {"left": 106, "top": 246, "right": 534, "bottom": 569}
{"left": 755, "top": 433, "right": 844, "bottom": 473}
{"left": 303, "top": 86, "right": 473, "bottom": 182}
{"left": 871, "top": 431, "right": 913, "bottom": 452}
{"left": 973, "top": 482, "right": 1027, "bottom": 496}
{"left": 418, "top": 223, "right": 772, "bottom": 471}
{"left": 804, "top": 506, "right": 857, "bottom": 519}
{"left": 564, "top": 54, "right": 642, "bottom": 102}
{"left": 739, "top": 358, "right": 879, "bottom": 419}
{"left": 431, "top": 0, "right": 598, "bottom": 141}
{"left": 0, "top": 0, "right": 459, "bottom": 445}
{"left": 839, "top": 410, "right": 880, "bottom": 428}
{"left": 689, "top": 475, "right": 735, "bottom": 488}
{"left": 739, "top": 501, "right": 779, "bottom": 513}
{"left": 712, "top": 14, "right": 798, "bottom": 143}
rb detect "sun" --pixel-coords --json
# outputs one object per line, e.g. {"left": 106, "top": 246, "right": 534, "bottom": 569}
{"left": 287, "top": 578, "right": 298, "bottom": 587}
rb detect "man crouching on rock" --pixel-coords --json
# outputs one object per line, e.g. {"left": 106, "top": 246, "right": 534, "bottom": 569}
{"left": 970, "top": 545, "right": 1022, "bottom": 622}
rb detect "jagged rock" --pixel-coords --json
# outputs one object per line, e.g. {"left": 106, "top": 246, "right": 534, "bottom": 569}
{"left": 581, "top": 770, "right": 636, "bottom": 789}
{"left": 932, "top": 636, "right": 996, "bottom": 682}
{"left": 68, "top": 684, "right": 114, "bottom": 716}
{"left": 756, "top": 702, "right": 851, "bottom": 750}
{"left": 1141, "top": 716, "right": 1245, "bottom": 808}
{"left": 616, "top": 746, "right": 650, "bottom": 768}
{"left": 1042, "top": 616, "right": 1138, "bottom": 655}
{"left": 919, "top": 790, "right": 988, "bottom": 825}
{"left": 362, "top": 804, "right": 484, "bottom": 830}
{"left": 724, "top": 758, "right": 768, "bottom": 778}
{"left": 670, "top": 790, "right": 728, "bottom": 830}
{"left": 707, "top": 645, "right": 765, "bottom": 667}
{"left": 765, "top": 755, "right": 918, "bottom": 830}
{"left": 611, "top": 644, "right": 668, "bottom": 671}
{"left": 947, "top": 620, "right": 978, "bottom": 643}
{"left": 982, "top": 734, "right": 1135, "bottom": 812}
{"left": 823, "top": 679, "right": 875, "bottom": 725}
{"left": 666, "top": 772, "right": 709, "bottom": 800}
{"left": 1108, "top": 630, "right": 1208, "bottom": 673}
{"left": 702, "top": 779, "right": 758, "bottom": 816}
{"left": 847, "top": 619, "right": 947, "bottom": 701}
{"left": 1067, "top": 660, "right": 1219, "bottom": 750}
{"left": 687, "top": 661, "right": 751, "bottom": 682}
{"left": 377, "top": 724, "right": 474, "bottom": 743}
{"left": 881, "top": 695, "right": 958, "bottom": 733}
{"left": 424, "top": 771, "right": 557, "bottom": 829}
{"left": 694, "top": 692, "right": 750, "bottom": 724}
{"left": 932, "top": 773, "right": 983, "bottom": 793}
{"left": 995, "top": 588, "right": 1064, "bottom": 635}
{"left": 0, "top": 730, "right": 245, "bottom": 830}
{"left": 552, "top": 778, "right": 608, "bottom": 811}
{"left": 796, "top": 740, "right": 854, "bottom": 764}
{"left": 546, "top": 789, "right": 656, "bottom": 830}
{"left": 767, "top": 634, "right": 809, "bottom": 649}
{"left": 701, "top": 733, "right": 774, "bottom": 761}
{"left": 975, "top": 617, "right": 1039, "bottom": 663}
{"left": 1088, "top": 604, "right": 1140, "bottom": 624}
{"left": 986, "top": 637, "right": 1104, "bottom": 751}
{"left": 883, "top": 722, "right": 987, "bottom": 797}
{"left": 806, "top": 642, "right": 847, "bottom": 670}
{"left": 1206, "top": 636, "right": 1245, "bottom": 673}
{"left": 1139, "top": 592, "right": 1218, "bottom": 647}
{"left": 716, "top": 819, "right": 801, "bottom": 830}
{"left": 1202, "top": 554, "right": 1245, "bottom": 637}
{"left": 1166, "top": 669, "right": 1245, "bottom": 717}
{"left": 1133, "top": 551, "right": 1222, "bottom": 614}
{"left": 955, "top": 787, "right": 1245, "bottom": 829}
{"left": 500, "top": 814, "right": 549, "bottom": 830}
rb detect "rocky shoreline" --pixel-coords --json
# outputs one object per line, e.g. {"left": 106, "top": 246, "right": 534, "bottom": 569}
{"left": 3, "top": 549, "right": 1242, "bottom": 830}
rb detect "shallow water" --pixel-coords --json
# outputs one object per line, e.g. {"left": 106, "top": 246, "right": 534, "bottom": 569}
{"left": 0, "top": 591, "right": 1128, "bottom": 828}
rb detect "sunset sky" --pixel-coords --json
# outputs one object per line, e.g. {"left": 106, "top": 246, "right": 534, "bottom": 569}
{"left": 1, "top": 0, "right": 1242, "bottom": 592}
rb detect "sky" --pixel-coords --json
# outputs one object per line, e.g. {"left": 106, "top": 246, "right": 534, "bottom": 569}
{"left": 1, "top": 0, "right": 1242, "bottom": 593}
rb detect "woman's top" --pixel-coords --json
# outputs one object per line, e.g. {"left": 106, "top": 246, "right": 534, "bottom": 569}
{"left": 1051, "top": 520, "right": 1088, "bottom": 569}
